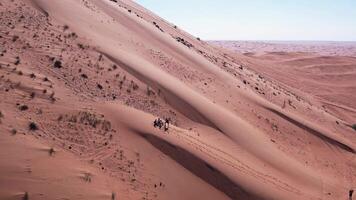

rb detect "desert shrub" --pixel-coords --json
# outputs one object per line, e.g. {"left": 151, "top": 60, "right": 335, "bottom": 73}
{"left": 53, "top": 60, "right": 62, "bottom": 68}
{"left": 70, "top": 32, "right": 77, "bottom": 38}
{"left": 83, "top": 172, "right": 92, "bottom": 182}
{"left": 57, "top": 114, "right": 63, "bottom": 121}
{"left": 0, "top": 111, "right": 3, "bottom": 118}
{"left": 50, "top": 92, "right": 55, "bottom": 102}
{"left": 12, "top": 35, "right": 19, "bottom": 42}
{"left": 77, "top": 43, "right": 85, "bottom": 49}
{"left": 29, "top": 122, "right": 38, "bottom": 131}
{"left": 11, "top": 128, "right": 17, "bottom": 135}
{"left": 119, "top": 80, "right": 124, "bottom": 89}
{"left": 132, "top": 83, "right": 139, "bottom": 90}
{"left": 111, "top": 192, "right": 116, "bottom": 200}
{"left": 352, "top": 124, "right": 356, "bottom": 131}
{"left": 97, "top": 84, "right": 103, "bottom": 90}
{"left": 30, "top": 92, "right": 35, "bottom": 99}
{"left": 49, "top": 148, "right": 55, "bottom": 156}
{"left": 30, "top": 73, "right": 36, "bottom": 78}
{"left": 19, "top": 105, "right": 29, "bottom": 111}
{"left": 14, "top": 57, "right": 20, "bottom": 65}
{"left": 81, "top": 74, "right": 88, "bottom": 79}
{"left": 23, "top": 192, "right": 29, "bottom": 200}
{"left": 146, "top": 86, "right": 155, "bottom": 96}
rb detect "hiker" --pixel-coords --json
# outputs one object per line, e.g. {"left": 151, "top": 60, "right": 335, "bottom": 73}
{"left": 153, "top": 119, "right": 158, "bottom": 128}
{"left": 350, "top": 189, "right": 354, "bottom": 200}
{"left": 157, "top": 118, "right": 163, "bottom": 129}
{"left": 164, "top": 118, "right": 169, "bottom": 131}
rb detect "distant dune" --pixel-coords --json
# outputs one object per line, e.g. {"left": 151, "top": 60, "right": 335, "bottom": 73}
{"left": 0, "top": 1, "right": 355, "bottom": 200}
{"left": 210, "top": 40, "right": 356, "bottom": 56}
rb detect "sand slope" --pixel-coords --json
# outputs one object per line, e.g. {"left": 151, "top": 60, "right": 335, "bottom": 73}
{"left": 0, "top": 0, "right": 355, "bottom": 200}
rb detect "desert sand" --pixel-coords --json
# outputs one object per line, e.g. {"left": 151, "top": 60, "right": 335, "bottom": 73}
{"left": 0, "top": 0, "right": 355, "bottom": 200}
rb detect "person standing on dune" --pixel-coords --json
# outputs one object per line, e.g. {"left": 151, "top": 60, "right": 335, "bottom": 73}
{"left": 164, "top": 118, "right": 170, "bottom": 132}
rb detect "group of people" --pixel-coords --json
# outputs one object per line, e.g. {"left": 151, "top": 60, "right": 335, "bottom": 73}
{"left": 153, "top": 118, "right": 170, "bottom": 132}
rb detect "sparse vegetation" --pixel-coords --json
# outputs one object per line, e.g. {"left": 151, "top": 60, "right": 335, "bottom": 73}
{"left": 29, "top": 122, "right": 38, "bottom": 131}
{"left": 12, "top": 35, "right": 19, "bottom": 42}
{"left": 63, "top": 25, "right": 69, "bottom": 31}
{"left": 83, "top": 172, "right": 92, "bottom": 182}
{"left": 77, "top": 43, "right": 85, "bottom": 49}
{"left": 175, "top": 37, "right": 193, "bottom": 48}
{"left": 81, "top": 73, "right": 88, "bottom": 79}
{"left": 53, "top": 60, "right": 62, "bottom": 68}
{"left": 97, "top": 83, "right": 103, "bottom": 90}
{"left": 14, "top": 56, "right": 20, "bottom": 65}
{"left": 50, "top": 92, "right": 55, "bottom": 102}
{"left": 23, "top": 192, "right": 29, "bottom": 200}
{"left": 19, "top": 104, "right": 29, "bottom": 111}
{"left": 352, "top": 124, "right": 356, "bottom": 131}
{"left": 130, "top": 80, "right": 139, "bottom": 90}
{"left": 49, "top": 148, "right": 55, "bottom": 156}
{"left": 111, "top": 192, "right": 116, "bottom": 200}
{"left": 30, "top": 92, "right": 35, "bottom": 99}
{"left": 11, "top": 128, "right": 17, "bottom": 135}
{"left": 146, "top": 86, "right": 155, "bottom": 96}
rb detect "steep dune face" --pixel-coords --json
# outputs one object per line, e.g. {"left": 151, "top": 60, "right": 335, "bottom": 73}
{"left": 1, "top": 0, "right": 355, "bottom": 200}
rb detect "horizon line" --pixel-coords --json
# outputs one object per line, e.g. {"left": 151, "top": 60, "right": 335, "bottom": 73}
{"left": 206, "top": 39, "right": 356, "bottom": 43}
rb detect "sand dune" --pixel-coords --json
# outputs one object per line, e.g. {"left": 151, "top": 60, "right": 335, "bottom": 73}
{"left": 0, "top": 0, "right": 355, "bottom": 200}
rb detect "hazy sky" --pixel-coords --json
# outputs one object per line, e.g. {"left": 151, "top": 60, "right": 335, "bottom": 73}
{"left": 136, "top": 0, "right": 356, "bottom": 41}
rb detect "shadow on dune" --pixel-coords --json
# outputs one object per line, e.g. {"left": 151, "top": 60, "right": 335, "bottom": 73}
{"left": 266, "top": 108, "right": 355, "bottom": 154}
{"left": 136, "top": 131, "right": 266, "bottom": 200}
{"left": 29, "top": 0, "right": 49, "bottom": 17}
{"left": 100, "top": 51, "right": 222, "bottom": 132}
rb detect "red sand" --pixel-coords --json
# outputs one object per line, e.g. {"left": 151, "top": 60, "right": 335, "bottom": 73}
{"left": 0, "top": 1, "right": 355, "bottom": 200}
